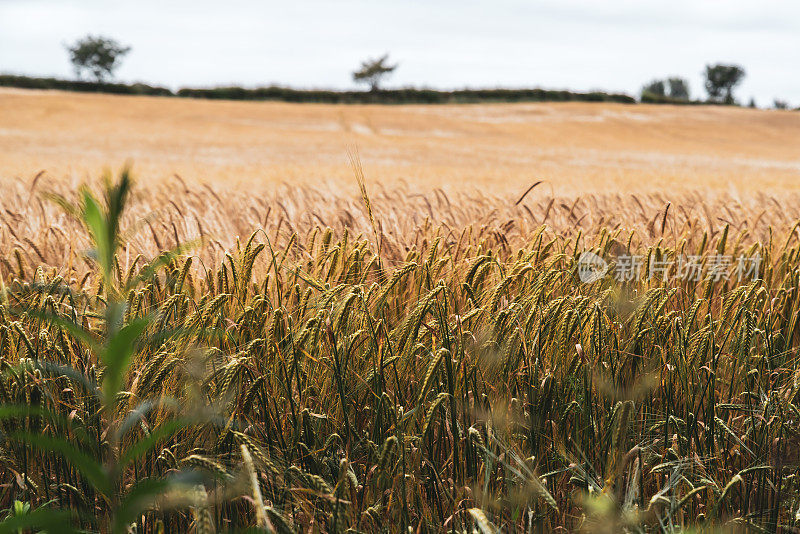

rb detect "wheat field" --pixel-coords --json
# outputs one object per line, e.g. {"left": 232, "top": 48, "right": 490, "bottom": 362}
{"left": 0, "top": 89, "right": 799, "bottom": 532}
{"left": 2, "top": 88, "right": 800, "bottom": 194}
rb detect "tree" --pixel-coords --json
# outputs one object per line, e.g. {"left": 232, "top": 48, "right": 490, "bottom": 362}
{"left": 667, "top": 77, "right": 690, "bottom": 100}
{"left": 352, "top": 54, "right": 397, "bottom": 92}
{"left": 641, "top": 77, "right": 689, "bottom": 101}
{"left": 704, "top": 63, "right": 745, "bottom": 104}
{"left": 641, "top": 79, "right": 666, "bottom": 99}
{"left": 66, "top": 35, "right": 131, "bottom": 82}
{"left": 773, "top": 99, "right": 789, "bottom": 110}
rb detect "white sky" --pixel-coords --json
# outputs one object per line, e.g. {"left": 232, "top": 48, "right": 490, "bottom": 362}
{"left": 1, "top": 0, "right": 799, "bottom": 106}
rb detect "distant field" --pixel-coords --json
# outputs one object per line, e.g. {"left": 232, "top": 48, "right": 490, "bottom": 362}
{"left": 1, "top": 88, "right": 798, "bottom": 195}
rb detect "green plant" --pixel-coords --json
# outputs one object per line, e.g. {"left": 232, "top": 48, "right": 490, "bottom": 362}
{"left": 0, "top": 169, "right": 209, "bottom": 532}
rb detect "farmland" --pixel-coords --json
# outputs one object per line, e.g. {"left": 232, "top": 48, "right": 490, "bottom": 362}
{"left": 1, "top": 88, "right": 800, "bottom": 194}
{"left": 0, "top": 89, "right": 800, "bottom": 532}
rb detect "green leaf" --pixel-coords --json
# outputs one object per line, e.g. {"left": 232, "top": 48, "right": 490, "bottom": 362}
{"left": 112, "top": 478, "right": 169, "bottom": 534}
{"left": 14, "top": 310, "right": 99, "bottom": 354}
{"left": 21, "top": 361, "right": 101, "bottom": 401}
{"left": 105, "top": 166, "right": 132, "bottom": 249}
{"left": 82, "top": 189, "right": 112, "bottom": 281}
{"left": 119, "top": 419, "right": 190, "bottom": 469}
{"left": 0, "top": 405, "right": 97, "bottom": 448}
{"left": 0, "top": 405, "right": 92, "bottom": 444}
{"left": 102, "top": 316, "right": 151, "bottom": 402}
{"left": 0, "top": 507, "right": 77, "bottom": 533}
{"left": 126, "top": 241, "right": 199, "bottom": 291}
{"left": 0, "top": 404, "right": 53, "bottom": 420}
{"left": 116, "top": 397, "right": 180, "bottom": 438}
{"left": 9, "top": 432, "right": 111, "bottom": 497}
{"left": 113, "top": 471, "right": 205, "bottom": 534}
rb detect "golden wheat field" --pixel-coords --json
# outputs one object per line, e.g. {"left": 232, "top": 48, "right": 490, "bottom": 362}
{"left": 1, "top": 89, "right": 800, "bottom": 533}
{"left": 1, "top": 88, "right": 799, "bottom": 195}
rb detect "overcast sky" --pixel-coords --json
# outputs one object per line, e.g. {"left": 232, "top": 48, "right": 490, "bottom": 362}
{"left": 1, "top": 0, "right": 798, "bottom": 105}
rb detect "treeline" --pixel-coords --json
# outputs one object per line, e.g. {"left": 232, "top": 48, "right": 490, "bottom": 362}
{"left": 0, "top": 74, "right": 635, "bottom": 104}
{"left": 177, "top": 86, "right": 636, "bottom": 103}
{"left": 639, "top": 93, "right": 709, "bottom": 105}
{"left": 0, "top": 74, "right": 172, "bottom": 96}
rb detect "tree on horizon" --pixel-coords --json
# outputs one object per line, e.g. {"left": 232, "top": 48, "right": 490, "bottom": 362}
{"left": 352, "top": 54, "right": 398, "bottom": 92}
{"left": 66, "top": 35, "right": 131, "bottom": 82}
{"left": 704, "top": 63, "right": 745, "bottom": 104}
